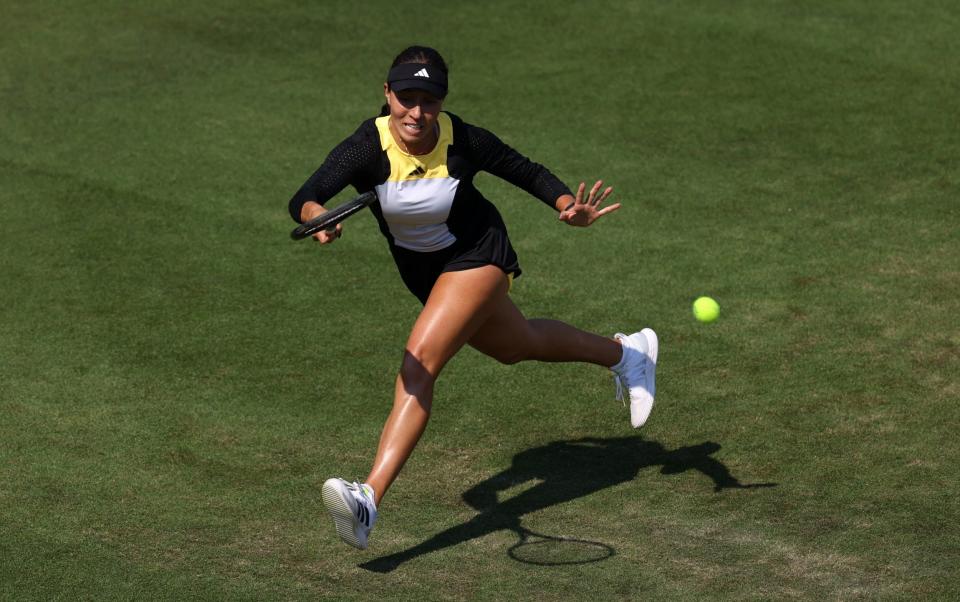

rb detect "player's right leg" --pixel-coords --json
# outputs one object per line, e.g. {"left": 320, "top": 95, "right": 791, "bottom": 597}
{"left": 322, "top": 265, "right": 510, "bottom": 549}
{"left": 362, "top": 265, "right": 510, "bottom": 504}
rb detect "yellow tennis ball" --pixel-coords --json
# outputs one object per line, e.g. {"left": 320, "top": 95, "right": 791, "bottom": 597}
{"left": 693, "top": 296, "right": 720, "bottom": 323}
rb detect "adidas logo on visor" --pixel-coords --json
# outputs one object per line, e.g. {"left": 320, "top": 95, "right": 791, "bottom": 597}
{"left": 414, "top": 68, "right": 430, "bottom": 78}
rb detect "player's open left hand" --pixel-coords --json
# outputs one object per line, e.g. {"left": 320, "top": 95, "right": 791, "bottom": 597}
{"left": 558, "top": 180, "right": 621, "bottom": 227}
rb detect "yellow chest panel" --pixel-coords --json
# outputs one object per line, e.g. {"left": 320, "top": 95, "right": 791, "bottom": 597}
{"left": 375, "top": 113, "right": 453, "bottom": 181}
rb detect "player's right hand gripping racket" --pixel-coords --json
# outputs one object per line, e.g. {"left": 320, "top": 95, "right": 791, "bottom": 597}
{"left": 290, "top": 190, "right": 378, "bottom": 240}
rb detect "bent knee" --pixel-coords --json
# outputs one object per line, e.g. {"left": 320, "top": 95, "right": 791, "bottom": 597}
{"left": 399, "top": 350, "right": 439, "bottom": 390}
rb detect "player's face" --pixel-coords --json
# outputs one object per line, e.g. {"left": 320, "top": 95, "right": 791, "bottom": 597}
{"left": 384, "top": 85, "right": 443, "bottom": 154}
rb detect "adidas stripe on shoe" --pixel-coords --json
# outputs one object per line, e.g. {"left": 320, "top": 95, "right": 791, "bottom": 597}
{"left": 322, "top": 478, "right": 378, "bottom": 550}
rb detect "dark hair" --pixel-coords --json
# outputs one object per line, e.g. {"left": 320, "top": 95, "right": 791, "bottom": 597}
{"left": 390, "top": 45, "right": 448, "bottom": 74}
{"left": 380, "top": 46, "right": 449, "bottom": 115}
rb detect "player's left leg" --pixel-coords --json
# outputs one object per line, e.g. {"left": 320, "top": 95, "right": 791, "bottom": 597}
{"left": 468, "top": 294, "right": 658, "bottom": 428}
{"left": 466, "top": 293, "right": 621, "bottom": 366}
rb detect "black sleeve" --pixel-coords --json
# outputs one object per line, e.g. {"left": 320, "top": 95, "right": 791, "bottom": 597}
{"left": 465, "top": 123, "right": 572, "bottom": 210}
{"left": 287, "top": 122, "right": 381, "bottom": 223}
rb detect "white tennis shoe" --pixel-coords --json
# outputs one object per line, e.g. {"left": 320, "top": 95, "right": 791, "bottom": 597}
{"left": 612, "top": 328, "right": 659, "bottom": 428}
{"left": 321, "top": 478, "right": 377, "bottom": 550}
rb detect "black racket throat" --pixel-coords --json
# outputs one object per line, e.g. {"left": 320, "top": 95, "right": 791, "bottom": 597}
{"left": 290, "top": 190, "right": 378, "bottom": 240}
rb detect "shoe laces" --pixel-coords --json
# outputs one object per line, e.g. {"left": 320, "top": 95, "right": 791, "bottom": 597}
{"left": 353, "top": 482, "right": 376, "bottom": 508}
{"left": 614, "top": 374, "right": 626, "bottom": 407}
{"left": 350, "top": 481, "right": 364, "bottom": 498}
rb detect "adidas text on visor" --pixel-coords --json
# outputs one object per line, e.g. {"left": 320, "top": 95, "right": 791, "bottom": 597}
{"left": 387, "top": 63, "right": 448, "bottom": 98}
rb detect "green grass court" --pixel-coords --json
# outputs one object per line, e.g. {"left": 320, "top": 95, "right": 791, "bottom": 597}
{"left": 2, "top": 1, "right": 958, "bottom": 599}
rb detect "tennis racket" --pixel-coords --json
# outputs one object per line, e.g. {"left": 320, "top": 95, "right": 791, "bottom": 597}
{"left": 290, "top": 190, "right": 378, "bottom": 240}
{"left": 507, "top": 524, "right": 614, "bottom": 566}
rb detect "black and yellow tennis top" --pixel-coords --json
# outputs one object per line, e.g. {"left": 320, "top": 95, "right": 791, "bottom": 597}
{"left": 288, "top": 111, "right": 571, "bottom": 254}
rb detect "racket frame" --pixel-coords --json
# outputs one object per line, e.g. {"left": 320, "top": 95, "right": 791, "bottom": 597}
{"left": 290, "top": 190, "right": 378, "bottom": 240}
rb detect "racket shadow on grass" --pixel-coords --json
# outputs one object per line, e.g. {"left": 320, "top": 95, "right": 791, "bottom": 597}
{"left": 360, "top": 436, "right": 775, "bottom": 573}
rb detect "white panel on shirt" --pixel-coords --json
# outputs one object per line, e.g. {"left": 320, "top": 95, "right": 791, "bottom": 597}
{"left": 375, "top": 177, "right": 461, "bottom": 252}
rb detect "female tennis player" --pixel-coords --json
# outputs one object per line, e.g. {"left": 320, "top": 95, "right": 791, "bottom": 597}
{"left": 288, "top": 46, "right": 658, "bottom": 550}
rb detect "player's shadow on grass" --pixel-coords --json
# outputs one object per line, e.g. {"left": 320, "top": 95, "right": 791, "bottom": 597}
{"left": 360, "top": 436, "right": 775, "bottom": 573}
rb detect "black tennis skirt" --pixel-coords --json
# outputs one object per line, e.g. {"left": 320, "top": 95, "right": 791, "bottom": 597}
{"left": 389, "top": 225, "right": 521, "bottom": 305}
